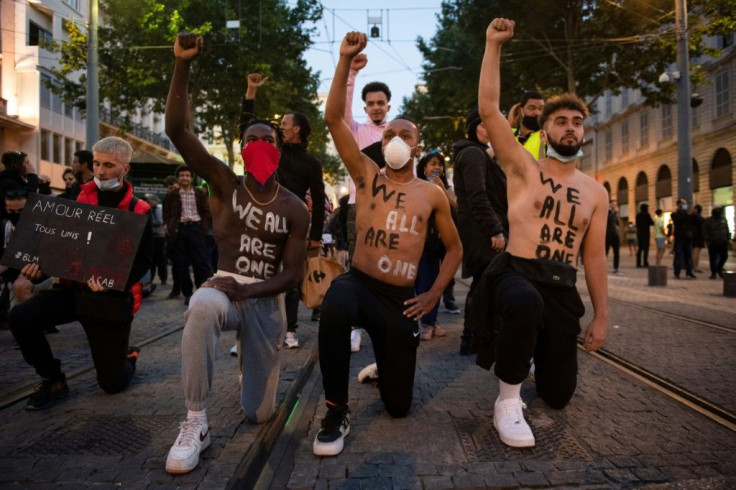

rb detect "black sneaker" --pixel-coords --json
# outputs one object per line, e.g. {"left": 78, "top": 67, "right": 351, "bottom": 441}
{"left": 313, "top": 405, "right": 350, "bottom": 456}
{"left": 26, "top": 378, "right": 69, "bottom": 411}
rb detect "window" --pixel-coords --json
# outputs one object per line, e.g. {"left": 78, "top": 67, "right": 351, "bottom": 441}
{"left": 719, "top": 33, "right": 733, "bottom": 49}
{"left": 715, "top": 70, "right": 730, "bottom": 118}
{"left": 621, "top": 88, "right": 629, "bottom": 108}
{"left": 40, "top": 74, "right": 52, "bottom": 110}
{"left": 605, "top": 130, "right": 612, "bottom": 161}
{"left": 52, "top": 84, "right": 64, "bottom": 115}
{"left": 640, "top": 111, "right": 649, "bottom": 147}
{"left": 63, "top": 0, "right": 80, "bottom": 10}
{"left": 65, "top": 138, "right": 74, "bottom": 166}
{"left": 621, "top": 121, "right": 629, "bottom": 155}
{"left": 53, "top": 134, "right": 62, "bottom": 164}
{"left": 605, "top": 91, "right": 612, "bottom": 117}
{"left": 661, "top": 104, "right": 673, "bottom": 139}
{"left": 692, "top": 104, "right": 698, "bottom": 128}
{"left": 28, "top": 21, "right": 52, "bottom": 47}
{"left": 40, "top": 130, "right": 50, "bottom": 161}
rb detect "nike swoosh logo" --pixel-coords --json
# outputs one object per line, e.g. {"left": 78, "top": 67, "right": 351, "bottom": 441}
{"left": 413, "top": 331, "right": 420, "bottom": 338}
{"left": 200, "top": 430, "right": 209, "bottom": 442}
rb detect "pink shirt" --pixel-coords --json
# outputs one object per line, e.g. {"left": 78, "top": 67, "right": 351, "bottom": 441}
{"left": 345, "top": 70, "right": 387, "bottom": 204}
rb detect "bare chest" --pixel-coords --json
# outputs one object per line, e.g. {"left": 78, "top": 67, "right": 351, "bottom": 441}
{"left": 508, "top": 171, "right": 594, "bottom": 264}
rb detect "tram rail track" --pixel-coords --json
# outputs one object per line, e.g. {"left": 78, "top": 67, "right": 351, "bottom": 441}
{"left": 0, "top": 323, "right": 185, "bottom": 411}
{"left": 582, "top": 341, "right": 736, "bottom": 431}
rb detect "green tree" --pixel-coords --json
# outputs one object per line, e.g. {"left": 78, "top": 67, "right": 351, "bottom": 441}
{"left": 403, "top": 0, "right": 735, "bottom": 155}
{"left": 49, "top": 0, "right": 342, "bottom": 176}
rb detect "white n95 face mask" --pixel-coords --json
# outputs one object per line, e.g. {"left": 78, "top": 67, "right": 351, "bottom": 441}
{"left": 383, "top": 136, "right": 416, "bottom": 170}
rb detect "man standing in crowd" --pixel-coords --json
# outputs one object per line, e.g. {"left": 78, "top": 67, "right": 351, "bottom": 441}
{"left": 671, "top": 197, "right": 697, "bottom": 279}
{"left": 477, "top": 17, "right": 608, "bottom": 448}
{"left": 163, "top": 165, "right": 214, "bottom": 305}
{"left": 313, "top": 31, "right": 462, "bottom": 457}
{"left": 508, "top": 91, "right": 545, "bottom": 159}
{"left": 453, "top": 108, "right": 508, "bottom": 356}
{"left": 164, "top": 33, "right": 309, "bottom": 475}
{"left": 240, "top": 73, "right": 327, "bottom": 349}
{"left": 635, "top": 203, "right": 654, "bottom": 268}
{"left": 606, "top": 201, "right": 622, "bottom": 275}
{"left": 9, "top": 136, "right": 152, "bottom": 410}
{"left": 69, "top": 150, "right": 94, "bottom": 200}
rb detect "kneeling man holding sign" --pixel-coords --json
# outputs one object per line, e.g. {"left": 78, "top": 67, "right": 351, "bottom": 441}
{"left": 7, "top": 136, "right": 153, "bottom": 411}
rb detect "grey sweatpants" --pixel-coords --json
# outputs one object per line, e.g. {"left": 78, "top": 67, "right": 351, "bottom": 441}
{"left": 181, "top": 287, "right": 286, "bottom": 423}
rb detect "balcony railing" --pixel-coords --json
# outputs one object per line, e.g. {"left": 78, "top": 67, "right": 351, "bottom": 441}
{"left": 100, "top": 108, "right": 178, "bottom": 154}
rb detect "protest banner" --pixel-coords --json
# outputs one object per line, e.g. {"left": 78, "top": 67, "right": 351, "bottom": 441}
{"left": 0, "top": 194, "right": 148, "bottom": 291}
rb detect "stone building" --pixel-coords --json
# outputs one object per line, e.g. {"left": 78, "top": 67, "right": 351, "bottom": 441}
{"left": 581, "top": 31, "right": 735, "bottom": 234}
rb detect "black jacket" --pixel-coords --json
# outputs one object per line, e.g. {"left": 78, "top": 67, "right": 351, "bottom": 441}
{"left": 635, "top": 209, "right": 654, "bottom": 240}
{"left": 277, "top": 144, "right": 326, "bottom": 242}
{"left": 452, "top": 139, "right": 508, "bottom": 278}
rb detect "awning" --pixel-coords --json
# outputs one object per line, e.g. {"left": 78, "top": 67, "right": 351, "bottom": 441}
{"left": 0, "top": 114, "right": 35, "bottom": 131}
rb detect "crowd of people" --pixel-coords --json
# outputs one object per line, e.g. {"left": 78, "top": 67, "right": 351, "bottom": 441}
{"left": 0, "top": 17, "right": 733, "bottom": 477}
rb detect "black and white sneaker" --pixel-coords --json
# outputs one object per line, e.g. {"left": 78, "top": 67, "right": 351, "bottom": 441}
{"left": 313, "top": 404, "right": 350, "bottom": 456}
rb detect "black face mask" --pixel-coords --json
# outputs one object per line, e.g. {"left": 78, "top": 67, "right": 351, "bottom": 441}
{"left": 7, "top": 213, "right": 20, "bottom": 226}
{"left": 522, "top": 114, "right": 540, "bottom": 131}
{"left": 38, "top": 183, "right": 52, "bottom": 195}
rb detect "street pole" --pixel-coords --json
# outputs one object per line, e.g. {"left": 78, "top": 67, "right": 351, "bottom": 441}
{"left": 675, "top": 0, "right": 693, "bottom": 204}
{"left": 86, "top": 0, "right": 99, "bottom": 147}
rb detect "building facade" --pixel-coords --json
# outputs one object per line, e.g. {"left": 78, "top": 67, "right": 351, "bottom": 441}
{"left": 581, "top": 31, "right": 735, "bottom": 234}
{"left": 0, "top": 0, "right": 177, "bottom": 192}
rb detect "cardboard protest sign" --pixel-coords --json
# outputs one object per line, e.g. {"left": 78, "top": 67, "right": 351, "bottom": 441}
{"left": 0, "top": 194, "right": 148, "bottom": 291}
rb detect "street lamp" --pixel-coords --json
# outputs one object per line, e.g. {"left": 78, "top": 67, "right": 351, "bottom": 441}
{"left": 675, "top": 0, "right": 693, "bottom": 204}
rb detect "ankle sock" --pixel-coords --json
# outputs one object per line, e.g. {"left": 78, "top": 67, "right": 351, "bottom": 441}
{"left": 498, "top": 380, "right": 522, "bottom": 401}
{"left": 187, "top": 409, "right": 208, "bottom": 424}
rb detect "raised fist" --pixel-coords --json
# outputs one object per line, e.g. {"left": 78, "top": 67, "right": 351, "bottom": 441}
{"left": 339, "top": 31, "right": 367, "bottom": 59}
{"left": 247, "top": 73, "right": 269, "bottom": 89}
{"left": 174, "top": 33, "right": 203, "bottom": 60}
{"left": 486, "top": 18, "right": 515, "bottom": 43}
{"left": 350, "top": 53, "right": 367, "bottom": 72}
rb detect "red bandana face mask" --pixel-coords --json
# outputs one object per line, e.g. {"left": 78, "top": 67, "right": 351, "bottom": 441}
{"left": 241, "top": 140, "right": 280, "bottom": 186}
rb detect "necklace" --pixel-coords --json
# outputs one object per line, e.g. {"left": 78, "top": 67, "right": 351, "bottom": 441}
{"left": 383, "top": 173, "right": 416, "bottom": 186}
{"left": 243, "top": 175, "right": 280, "bottom": 206}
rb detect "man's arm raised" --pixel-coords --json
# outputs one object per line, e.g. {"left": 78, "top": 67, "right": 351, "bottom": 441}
{"left": 403, "top": 186, "right": 463, "bottom": 320}
{"left": 478, "top": 18, "right": 530, "bottom": 178}
{"left": 325, "top": 32, "right": 373, "bottom": 181}
{"left": 344, "top": 54, "right": 367, "bottom": 133}
{"left": 165, "top": 33, "right": 231, "bottom": 198}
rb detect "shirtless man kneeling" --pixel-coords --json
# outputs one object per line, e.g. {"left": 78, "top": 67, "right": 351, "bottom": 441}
{"left": 312, "top": 32, "right": 462, "bottom": 457}
{"left": 477, "top": 18, "right": 609, "bottom": 448}
{"left": 164, "top": 33, "right": 309, "bottom": 474}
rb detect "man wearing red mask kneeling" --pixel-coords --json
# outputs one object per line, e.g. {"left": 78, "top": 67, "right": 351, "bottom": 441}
{"left": 163, "top": 33, "right": 309, "bottom": 475}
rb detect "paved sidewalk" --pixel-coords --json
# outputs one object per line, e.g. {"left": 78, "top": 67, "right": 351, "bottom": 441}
{"left": 286, "top": 251, "right": 736, "bottom": 489}
{"left": 0, "top": 247, "right": 733, "bottom": 488}
{"left": 0, "top": 284, "right": 320, "bottom": 488}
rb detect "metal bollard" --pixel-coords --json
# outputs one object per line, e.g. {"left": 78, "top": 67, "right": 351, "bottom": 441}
{"left": 648, "top": 265, "right": 668, "bottom": 287}
{"left": 724, "top": 271, "right": 736, "bottom": 298}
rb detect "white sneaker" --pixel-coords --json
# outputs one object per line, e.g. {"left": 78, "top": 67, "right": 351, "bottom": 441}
{"left": 230, "top": 344, "right": 238, "bottom": 356}
{"left": 284, "top": 332, "right": 299, "bottom": 349}
{"left": 350, "top": 329, "right": 362, "bottom": 352}
{"left": 357, "top": 362, "right": 378, "bottom": 383}
{"left": 493, "top": 397, "right": 535, "bottom": 448}
{"left": 165, "top": 417, "right": 211, "bottom": 474}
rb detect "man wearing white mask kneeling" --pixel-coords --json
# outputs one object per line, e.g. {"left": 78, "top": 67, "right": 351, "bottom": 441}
{"left": 312, "top": 31, "right": 462, "bottom": 457}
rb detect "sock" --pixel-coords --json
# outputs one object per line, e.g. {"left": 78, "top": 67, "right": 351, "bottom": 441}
{"left": 187, "top": 409, "right": 208, "bottom": 424}
{"left": 498, "top": 380, "right": 522, "bottom": 401}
